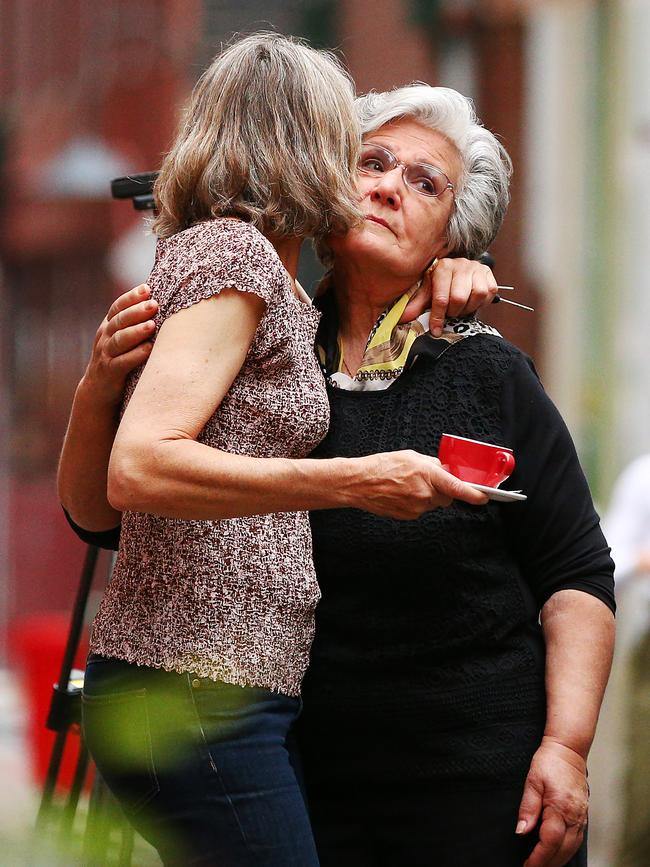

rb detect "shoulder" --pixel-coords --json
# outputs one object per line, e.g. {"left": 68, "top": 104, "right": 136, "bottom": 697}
{"left": 443, "top": 332, "right": 536, "bottom": 383}
{"left": 151, "top": 219, "right": 287, "bottom": 313}
{"left": 157, "top": 219, "right": 283, "bottom": 275}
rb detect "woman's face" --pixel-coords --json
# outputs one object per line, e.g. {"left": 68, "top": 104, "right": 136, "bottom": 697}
{"left": 330, "top": 118, "right": 461, "bottom": 282}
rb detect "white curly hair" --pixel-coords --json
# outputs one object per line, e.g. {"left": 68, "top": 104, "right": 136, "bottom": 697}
{"left": 355, "top": 84, "right": 512, "bottom": 257}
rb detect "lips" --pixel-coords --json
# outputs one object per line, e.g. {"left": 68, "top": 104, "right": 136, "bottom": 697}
{"left": 365, "top": 215, "right": 393, "bottom": 233}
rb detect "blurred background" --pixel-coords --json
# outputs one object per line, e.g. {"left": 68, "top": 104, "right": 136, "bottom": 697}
{"left": 1, "top": 0, "right": 649, "bottom": 864}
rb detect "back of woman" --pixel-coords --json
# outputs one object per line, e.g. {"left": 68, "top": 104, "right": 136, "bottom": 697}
{"left": 93, "top": 218, "right": 327, "bottom": 695}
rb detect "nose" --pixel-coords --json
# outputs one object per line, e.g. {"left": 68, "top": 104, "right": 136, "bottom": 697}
{"left": 368, "top": 166, "right": 403, "bottom": 210}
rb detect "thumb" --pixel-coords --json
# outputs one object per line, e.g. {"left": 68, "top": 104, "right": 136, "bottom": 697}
{"left": 432, "top": 467, "right": 488, "bottom": 505}
{"left": 516, "top": 776, "right": 543, "bottom": 835}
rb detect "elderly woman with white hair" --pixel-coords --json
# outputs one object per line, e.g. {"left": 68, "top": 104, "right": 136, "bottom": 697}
{"left": 59, "top": 79, "right": 614, "bottom": 867}
{"left": 294, "top": 85, "right": 615, "bottom": 867}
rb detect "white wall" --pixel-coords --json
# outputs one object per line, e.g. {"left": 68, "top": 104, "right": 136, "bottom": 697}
{"left": 612, "top": 0, "right": 650, "bottom": 468}
{"left": 524, "top": 0, "right": 597, "bottom": 442}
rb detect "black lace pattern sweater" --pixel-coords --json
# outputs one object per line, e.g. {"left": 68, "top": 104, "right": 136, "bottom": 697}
{"left": 66, "top": 334, "right": 615, "bottom": 782}
{"left": 297, "top": 333, "right": 615, "bottom": 784}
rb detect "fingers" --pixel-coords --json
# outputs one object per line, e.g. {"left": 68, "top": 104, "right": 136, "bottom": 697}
{"left": 448, "top": 267, "right": 489, "bottom": 317}
{"left": 464, "top": 265, "right": 498, "bottom": 314}
{"left": 107, "top": 297, "right": 158, "bottom": 335}
{"left": 454, "top": 482, "right": 489, "bottom": 506}
{"left": 430, "top": 464, "right": 489, "bottom": 506}
{"left": 524, "top": 807, "right": 564, "bottom": 867}
{"left": 484, "top": 269, "right": 499, "bottom": 307}
{"left": 523, "top": 809, "right": 586, "bottom": 867}
{"left": 429, "top": 260, "right": 501, "bottom": 330}
{"left": 428, "top": 263, "right": 452, "bottom": 337}
{"left": 522, "top": 811, "right": 586, "bottom": 867}
{"left": 546, "top": 822, "right": 585, "bottom": 867}
{"left": 106, "top": 284, "right": 152, "bottom": 322}
{"left": 518, "top": 742, "right": 588, "bottom": 867}
{"left": 399, "top": 280, "right": 429, "bottom": 325}
{"left": 107, "top": 342, "right": 154, "bottom": 374}
{"left": 367, "top": 452, "right": 489, "bottom": 519}
{"left": 446, "top": 269, "right": 476, "bottom": 319}
{"left": 402, "top": 260, "right": 500, "bottom": 338}
{"left": 107, "top": 320, "right": 156, "bottom": 358}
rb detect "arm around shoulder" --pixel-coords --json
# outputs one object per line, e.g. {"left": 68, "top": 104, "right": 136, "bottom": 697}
{"left": 58, "top": 284, "right": 158, "bottom": 532}
{"left": 107, "top": 287, "right": 488, "bottom": 520}
{"left": 58, "top": 375, "right": 125, "bottom": 532}
{"left": 107, "top": 286, "right": 265, "bottom": 515}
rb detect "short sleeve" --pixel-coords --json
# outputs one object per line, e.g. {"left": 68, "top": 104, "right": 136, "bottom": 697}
{"left": 151, "top": 220, "right": 287, "bottom": 321}
{"left": 499, "top": 351, "right": 616, "bottom": 614}
{"left": 63, "top": 508, "right": 121, "bottom": 551}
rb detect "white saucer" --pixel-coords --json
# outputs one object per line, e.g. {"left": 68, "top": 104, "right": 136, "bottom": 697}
{"left": 469, "top": 483, "right": 527, "bottom": 502}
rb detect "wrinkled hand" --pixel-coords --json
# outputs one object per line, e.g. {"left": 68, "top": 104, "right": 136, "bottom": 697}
{"left": 517, "top": 737, "right": 589, "bottom": 867}
{"left": 356, "top": 451, "right": 489, "bottom": 520}
{"left": 399, "top": 258, "right": 498, "bottom": 336}
{"left": 82, "top": 284, "right": 158, "bottom": 405}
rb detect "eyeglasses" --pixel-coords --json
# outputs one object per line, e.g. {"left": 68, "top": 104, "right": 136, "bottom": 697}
{"left": 358, "top": 143, "right": 455, "bottom": 199}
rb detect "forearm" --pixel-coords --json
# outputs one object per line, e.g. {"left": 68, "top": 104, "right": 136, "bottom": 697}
{"left": 541, "top": 588, "right": 615, "bottom": 760}
{"left": 58, "top": 378, "right": 123, "bottom": 531}
{"left": 104, "top": 283, "right": 492, "bottom": 522}
{"left": 108, "top": 436, "right": 369, "bottom": 520}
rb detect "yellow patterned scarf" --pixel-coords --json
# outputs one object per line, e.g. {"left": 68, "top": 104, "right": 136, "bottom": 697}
{"left": 336, "top": 284, "right": 424, "bottom": 380}
{"left": 315, "top": 274, "right": 501, "bottom": 392}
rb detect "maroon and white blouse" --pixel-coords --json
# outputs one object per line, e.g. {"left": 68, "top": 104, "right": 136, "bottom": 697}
{"left": 90, "top": 219, "right": 330, "bottom": 695}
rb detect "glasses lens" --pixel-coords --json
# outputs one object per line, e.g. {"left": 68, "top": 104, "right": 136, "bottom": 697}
{"left": 358, "top": 144, "right": 394, "bottom": 175}
{"left": 403, "top": 164, "right": 450, "bottom": 197}
{"left": 358, "top": 144, "right": 452, "bottom": 197}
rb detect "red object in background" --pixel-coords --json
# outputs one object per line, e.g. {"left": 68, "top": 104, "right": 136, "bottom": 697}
{"left": 10, "top": 612, "right": 89, "bottom": 790}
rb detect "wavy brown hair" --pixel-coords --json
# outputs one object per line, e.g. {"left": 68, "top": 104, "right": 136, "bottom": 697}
{"left": 152, "top": 33, "right": 363, "bottom": 240}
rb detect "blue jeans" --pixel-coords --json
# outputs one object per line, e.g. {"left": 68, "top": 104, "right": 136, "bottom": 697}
{"left": 82, "top": 655, "right": 319, "bottom": 866}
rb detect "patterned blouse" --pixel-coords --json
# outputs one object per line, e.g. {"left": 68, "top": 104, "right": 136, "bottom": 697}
{"left": 90, "top": 219, "right": 330, "bottom": 696}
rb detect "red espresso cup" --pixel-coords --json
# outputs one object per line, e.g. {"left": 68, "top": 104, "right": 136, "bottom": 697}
{"left": 438, "top": 433, "right": 515, "bottom": 488}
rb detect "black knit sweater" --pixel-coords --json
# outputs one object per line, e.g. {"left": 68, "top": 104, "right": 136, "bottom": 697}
{"left": 296, "top": 334, "right": 615, "bottom": 784}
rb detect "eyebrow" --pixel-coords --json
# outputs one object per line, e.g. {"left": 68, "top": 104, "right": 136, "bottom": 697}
{"left": 364, "top": 138, "right": 445, "bottom": 167}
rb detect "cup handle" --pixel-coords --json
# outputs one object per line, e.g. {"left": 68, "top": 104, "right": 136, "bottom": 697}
{"left": 496, "top": 451, "right": 516, "bottom": 475}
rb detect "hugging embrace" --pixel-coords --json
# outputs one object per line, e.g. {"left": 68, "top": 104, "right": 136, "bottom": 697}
{"left": 59, "top": 32, "right": 615, "bottom": 867}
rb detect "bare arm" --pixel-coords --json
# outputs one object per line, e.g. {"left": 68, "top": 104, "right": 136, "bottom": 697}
{"left": 517, "top": 589, "right": 615, "bottom": 867}
{"left": 108, "top": 287, "right": 488, "bottom": 522}
{"left": 541, "top": 590, "right": 615, "bottom": 759}
{"left": 57, "top": 286, "right": 158, "bottom": 530}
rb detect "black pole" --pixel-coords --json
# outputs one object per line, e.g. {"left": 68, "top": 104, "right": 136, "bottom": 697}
{"left": 35, "top": 545, "right": 99, "bottom": 833}
{"left": 48, "top": 544, "right": 99, "bottom": 731}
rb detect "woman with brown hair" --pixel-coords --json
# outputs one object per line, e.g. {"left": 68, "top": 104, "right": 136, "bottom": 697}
{"left": 64, "top": 33, "right": 490, "bottom": 866}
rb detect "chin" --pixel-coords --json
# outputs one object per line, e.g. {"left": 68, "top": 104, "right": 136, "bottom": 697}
{"left": 335, "top": 224, "right": 392, "bottom": 259}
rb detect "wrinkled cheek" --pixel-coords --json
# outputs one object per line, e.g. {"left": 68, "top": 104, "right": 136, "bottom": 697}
{"left": 409, "top": 235, "right": 440, "bottom": 271}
